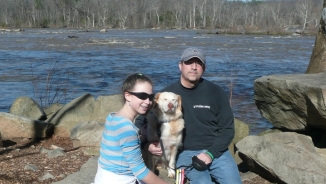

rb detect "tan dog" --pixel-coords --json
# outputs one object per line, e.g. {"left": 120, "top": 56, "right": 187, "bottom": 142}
{"left": 145, "top": 92, "right": 185, "bottom": 178}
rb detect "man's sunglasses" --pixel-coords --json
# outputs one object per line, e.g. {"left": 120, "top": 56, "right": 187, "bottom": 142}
{"left": 183, "top": 60, "right": 204, "bottom": 67}
{"left": 128, "top": 91, "right": 155, "bottom": 101}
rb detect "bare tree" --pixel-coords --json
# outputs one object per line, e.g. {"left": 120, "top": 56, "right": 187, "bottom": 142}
{"left": 225, "top": 2, "right": 241, "bottom": 29}
{"left": 138, "top": 0, "right": 150, "bottom": 28}
{"left": 190, "top": 0, "right": 197, "bottom": 28}
{"left": 170, "top": 0, "right": 184, "bottom": 28}
{"left": 208, "top": 0, "right": 224, "bottom": 28}
{"left": 198, "top": 0, "right": 207, "bottom": 28}
{"left": 95, "top": 0, "right": 110, "bottom": 28}
{"left": 270, "top": 1, "right": 284, "bottom": 30}
{"left": 296, "top": 0, "right": 314, "bottom": 33}
{"left": 0, "top": 0, "right": 322, "bottom": 32}
{"left": 0, "top": 1, "right": 11, "bottom": 26}
{"left": 115, "top": 0, "right": 131, "bottom": 29}
{"left": 150, "top": 0, "right": 161, "bottom": 28}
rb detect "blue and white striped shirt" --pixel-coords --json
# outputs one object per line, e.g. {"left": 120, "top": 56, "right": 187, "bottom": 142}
{"left": 98, "top": 113, "right": 149, "bottom": 180}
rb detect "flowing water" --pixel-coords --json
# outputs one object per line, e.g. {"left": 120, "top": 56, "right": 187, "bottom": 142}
{"left": 0, "top": 28, "right": 316, "bottom": 134}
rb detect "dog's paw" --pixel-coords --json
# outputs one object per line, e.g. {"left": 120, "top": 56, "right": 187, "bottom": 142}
{"left": 167, "top": 168, "right": 175, "bottom": 178}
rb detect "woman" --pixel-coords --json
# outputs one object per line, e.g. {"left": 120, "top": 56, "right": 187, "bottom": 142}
{"left": 93, "top": 73, "right": 168, "bottom": 184}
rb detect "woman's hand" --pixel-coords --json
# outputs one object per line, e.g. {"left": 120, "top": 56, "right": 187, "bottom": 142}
{"left": 148, "top": 142, "right": 162, "bottom": 156}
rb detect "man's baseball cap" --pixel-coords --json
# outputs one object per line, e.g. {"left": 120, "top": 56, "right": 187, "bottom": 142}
{"left": 181, "top": 48, "right": 206, "bottom": 66}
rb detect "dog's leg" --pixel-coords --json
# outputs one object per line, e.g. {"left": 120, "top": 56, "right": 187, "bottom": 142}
{"left": 167, "top": 145, "right": 178, "bottom": 178}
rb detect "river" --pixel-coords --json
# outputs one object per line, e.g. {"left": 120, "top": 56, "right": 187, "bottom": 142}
{"left": 0, "top": 28, "right": 316, "bottom": 134}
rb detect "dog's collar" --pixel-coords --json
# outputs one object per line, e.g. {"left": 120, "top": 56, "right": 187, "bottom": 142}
{"left": 158, "top": 115, "right": 182, "bottom": 124}
{"left": 159, "top": 119, "right": 172, "bottom": 124}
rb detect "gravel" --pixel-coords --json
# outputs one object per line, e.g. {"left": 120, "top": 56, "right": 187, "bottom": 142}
{"left": 0, "top": 136, "right": 272, "bottom": 184}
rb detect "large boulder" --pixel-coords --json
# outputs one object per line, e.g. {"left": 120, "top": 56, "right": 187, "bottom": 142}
{"left": 89, "top": 94, "right": 123, "bottom": 123}
{"left": 306, "top": 5, "right": 326, "bottom": 74}
{"left": 229, "top": 118, "right": 249, "bottom": 163}
{"left": 46, "top": 93, "right": 123, "bottom": 138}
{"left": 44, "top": 103, "right": 63, "bottom": 118}
{"left": 9, "top": 96, "right": 46, "bottom": 120}
{"left": 70, "top": 121, "right": 104, "bottom": 148}
{"left": 254, "top": 72, "right": 326, "bottom": 131}
{"left": 0, "top": 112, "right": 53, "bottom": 139}
{"left": 45, "top": 93, "right": 97, "bottom": 137}
{"left": 236, "top": 132, "right": 326, "bottom": 183}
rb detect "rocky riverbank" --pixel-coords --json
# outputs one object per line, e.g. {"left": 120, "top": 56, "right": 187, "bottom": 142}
{"left": 1, "top": 71, "right": 326, "bottom": 183}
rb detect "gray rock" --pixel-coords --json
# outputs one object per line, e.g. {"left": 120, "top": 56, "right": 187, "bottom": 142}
{"left": 45, "top": 93, "right": 97, "bottom": 137}
{"left": 24, "top": 164, "right": 38, "bottom": 171}
{"left": 229, "top": 118, "right": 249, "bottom": 164}
{"left": 9, "top": 96, "right": 46, "bottom": 120}
{"left": 44, "top": 103, "right": 63, "bottom": 118}
{"left": 82, "top": 147, "right": 100, "bottom": 156}
{"left": 236, "top": 132, "right": 326, "bottom": 183}
{"left": 316, "top": 147, "right": 326, "bottom": 160}
{"left": 89, "top": 94, "right": 123, "bottom": 123}
{"left": 51, "top": 145, "right": 65, "bottom": 151}
{"left": 52, "top": 156, "right": 98, "bottom": 184}
{"left": 47, "top": 148, "right": 66, "bottom": 158}
{"left": 40, "top": 172, "right": 55, "bottom": 181}
{"left": 40, "top": 147, "right": 50, "bottom": 154}
{"left": 254, "top": 72, "right": 326, "bottom": 131}
{"left": 70, "top": 121, "right": 104, "bottom": 148}
{"left": 46, "top": 93, "right": 123, "bottom": 138}
{"left": 0, "top": 112, "right": 53, "bottom": 139}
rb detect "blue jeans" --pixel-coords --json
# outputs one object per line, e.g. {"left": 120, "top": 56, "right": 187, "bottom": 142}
{"left": 176, "top": 150, "right": 242, "bottom": 184}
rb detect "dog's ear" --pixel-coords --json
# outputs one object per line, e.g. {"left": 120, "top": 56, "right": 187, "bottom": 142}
{"left": 152, "top": 93, "right": 161, "bottom": 108}
{"left": 177, "top": 95, "right": 182, "bottom": 111}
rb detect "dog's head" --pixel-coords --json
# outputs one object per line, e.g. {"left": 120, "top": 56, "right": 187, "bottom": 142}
{"left": 153, "top": 92, "right": 182, "bottom": 115}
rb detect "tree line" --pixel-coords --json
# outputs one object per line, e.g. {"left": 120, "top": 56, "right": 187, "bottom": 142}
{"left": 0, "top": 0, "right": 322, "bottom": 33}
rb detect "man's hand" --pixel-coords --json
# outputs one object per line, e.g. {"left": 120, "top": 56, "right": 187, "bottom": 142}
{"left": 196, "top": 152, "right": 212, "bottom": 165}
{"left": 148, "top": 142, "right": 162, "bottom": 156}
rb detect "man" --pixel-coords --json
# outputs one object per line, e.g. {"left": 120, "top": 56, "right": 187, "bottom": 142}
{"left": 137, "top": 47, "right": 242, "bottom": 184}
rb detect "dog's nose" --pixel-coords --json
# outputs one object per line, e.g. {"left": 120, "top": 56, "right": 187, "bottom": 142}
{"left": 168, "top": 103, "right": 174, "bottom": 109}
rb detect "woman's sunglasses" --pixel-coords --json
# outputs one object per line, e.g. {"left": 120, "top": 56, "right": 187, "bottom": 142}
{"left": 128, "top": 91, "right": 155, "bottom": 101}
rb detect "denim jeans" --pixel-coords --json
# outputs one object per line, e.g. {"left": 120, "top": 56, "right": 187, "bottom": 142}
{"left": 176, "top": 150, "right": 242, "bottom": 184}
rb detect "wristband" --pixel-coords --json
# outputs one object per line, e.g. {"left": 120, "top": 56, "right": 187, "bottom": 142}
{"left": 206, "top": 151, "right": 214, "bottom": 160}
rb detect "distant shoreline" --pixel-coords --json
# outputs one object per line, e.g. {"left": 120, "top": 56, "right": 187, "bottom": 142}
{"left": 0, "top": 27, "right": 318, "bottom": 36}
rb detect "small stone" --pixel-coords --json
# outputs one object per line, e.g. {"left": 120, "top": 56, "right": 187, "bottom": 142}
{"left": 51, "top": 145, "right": 65, "bottom": 151}
{"left": 71, "top": 155, "right": 77, "bottom": 159}
{"left": 40, "top": 147, "right": 50, "bottom": 154}
{"left": 72, "top": 140, "right": 81, "bottom": 148}
{"left": 39, "top": 172, "right": 55, "bottom": 181}
{"left": 47, "top": 148, "right": 65, "bottom": 158}
{"left": 56, "top": 174, "right": 66, "bottom": 178}
{"left": 24, "top": 164, "right": 38, "bottom": 171}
